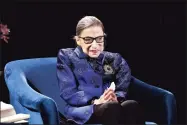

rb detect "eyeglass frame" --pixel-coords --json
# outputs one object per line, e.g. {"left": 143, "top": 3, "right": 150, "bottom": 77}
{"left": 78, "top": 34, "right": 106, "bottom": 44}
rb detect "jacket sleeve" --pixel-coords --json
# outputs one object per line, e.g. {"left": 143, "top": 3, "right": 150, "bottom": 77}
{"left": 113, "top": 53, "right": 131, "bottom": 102}
{"left": 56, "top": 49, "right": 93, "bottom": 106}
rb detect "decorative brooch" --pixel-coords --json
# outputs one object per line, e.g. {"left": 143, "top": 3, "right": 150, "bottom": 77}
{"left": 104, "top": 64, "right": 114, "bottom": 75}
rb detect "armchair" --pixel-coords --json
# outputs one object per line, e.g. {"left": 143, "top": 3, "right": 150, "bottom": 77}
{"left": 4, "top": 57, "right": 177, "bottom": 124}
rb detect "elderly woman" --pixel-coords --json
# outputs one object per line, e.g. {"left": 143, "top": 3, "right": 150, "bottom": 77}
{"left": 57, "top": 16, "right": 144, "bottom": 125}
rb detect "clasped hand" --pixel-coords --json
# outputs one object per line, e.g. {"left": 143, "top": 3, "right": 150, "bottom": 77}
{"left": 94, "top": 88, "right": 118, "bottom": 105}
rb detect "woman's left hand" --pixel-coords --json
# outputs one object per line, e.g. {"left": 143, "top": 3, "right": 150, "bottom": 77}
{"left": 103, "top": 88, "right": 118, "bottom": 102}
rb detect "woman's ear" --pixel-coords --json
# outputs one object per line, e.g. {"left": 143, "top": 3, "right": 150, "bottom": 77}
{"left": 74, "top": 36, "right": 81, "bottom": 46}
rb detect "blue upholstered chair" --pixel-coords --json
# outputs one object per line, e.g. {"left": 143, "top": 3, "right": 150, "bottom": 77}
{"left": 4, "top": 57, "right": 177, "bottom": 125}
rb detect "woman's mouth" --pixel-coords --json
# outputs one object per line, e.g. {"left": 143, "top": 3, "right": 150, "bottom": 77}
{"left": 90, "top": 50, "right": 98, "bottom": 54}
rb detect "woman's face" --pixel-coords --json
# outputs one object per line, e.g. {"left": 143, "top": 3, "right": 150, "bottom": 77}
{"left": 76, "top": 26, "right": 104, "bottom": 58}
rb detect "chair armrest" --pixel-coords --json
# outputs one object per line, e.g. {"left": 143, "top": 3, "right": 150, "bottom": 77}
{"left": 127, "top": 76, "right": 177, "bottom": 124}
{"left": 4, "top": 68, "right": 60, "bottom": 125}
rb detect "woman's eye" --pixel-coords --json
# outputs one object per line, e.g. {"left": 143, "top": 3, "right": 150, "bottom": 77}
{"left": 98, "top": 37, "right": 102, "bottom": 40}
{"left": 85, "top": 38, "right": 92, "bottom": 41}
{"left": 97, "top": 37, "right": 103, "bottom": 41}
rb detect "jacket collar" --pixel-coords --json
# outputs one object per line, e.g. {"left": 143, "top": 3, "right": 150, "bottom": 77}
{"left": 74, "top": 46, "right": 88, "bottom": 59}
{"left": 74, "top": 46, "right": 105, "bottom": 65}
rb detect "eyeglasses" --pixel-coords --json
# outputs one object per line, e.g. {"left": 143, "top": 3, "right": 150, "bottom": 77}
{"left": 78, "top": 35, "right": 105, "bottom": 44}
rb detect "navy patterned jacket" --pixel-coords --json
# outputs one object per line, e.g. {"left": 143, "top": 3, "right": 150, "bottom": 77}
{"left": 56, "top": 46, "right": 131, "bottom": 124}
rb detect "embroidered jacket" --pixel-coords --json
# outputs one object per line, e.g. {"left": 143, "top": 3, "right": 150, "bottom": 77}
{"left": 56, "top": 46, "right": 131, "bottom": 124}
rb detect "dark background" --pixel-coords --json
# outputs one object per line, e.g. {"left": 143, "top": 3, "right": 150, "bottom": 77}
{"left": 1, "top": 1, "right": 186, "bottom": 124}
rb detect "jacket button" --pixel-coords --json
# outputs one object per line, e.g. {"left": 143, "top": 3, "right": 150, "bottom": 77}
{"left": 95, "top": 85, "right": 100, "bottom": 88}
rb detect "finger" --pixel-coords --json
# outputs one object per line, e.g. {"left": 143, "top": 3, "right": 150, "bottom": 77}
{"left": 106, "top": 95, "right": 115, "bottom": 102}
{"left": 108, "top": 95, "right": 118, "bottom": 102}
{"left": 104, "top": 89, "right": 114, "bottom": 96}
{"left": 106, "top": 90, "right": 115, "bottom": 97}
{"left": 104, "top": 91, "right": 115, "bottom": 100}
{"left": 103, "top": 96, "right": 111, "bottom": 103}
{"left": 110, "top": 92, "right": 116, "bottom": 98}
{"left": 102, "top": 89, "right": 109, "bottom": 97}
{"left": 110, "top": 95, "right": 117, "bottom": 101}
{"left": 105, "top": 93, "right": 118, "bottom": 102}
{"left": 104, "top": 91, "right": 113, "bottom": 100}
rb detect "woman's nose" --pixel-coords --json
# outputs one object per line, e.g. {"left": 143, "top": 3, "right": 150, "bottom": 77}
{"left": 91, "top": 40, "right": 98, "bottom": 47}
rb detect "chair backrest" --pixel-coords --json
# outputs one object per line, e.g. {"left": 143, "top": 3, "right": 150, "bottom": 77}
{"left": 4, "top": 57, "right": 176, "bottom": 124}
{"left": 5, "top": 57, "right": 67, "bottom": 116}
